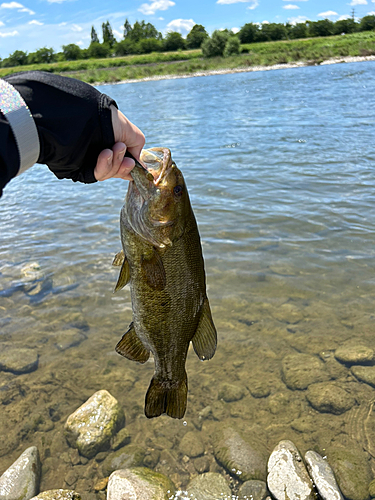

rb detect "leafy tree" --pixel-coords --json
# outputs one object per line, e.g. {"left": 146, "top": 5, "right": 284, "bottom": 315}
{"left": 2, "top": 50, "right": 28, "bottom": 67}
{"left": 308, "top": 19, "right": 334, "bottom": 37}
{"left": 91, "top": 26, "right": 99, "bottom": 44}
{"left": 238, "top": 23, "right": 259, "bottom": 43}
{"left": 261, "top": 22, "right": 287, "bottom": 41}
{"left": 163, "top": 31, "right": 185, "bottom": 51}
{"left": 127, "top": 20, "right": 161, "bottom": 43}
{"left": 124, "top": 18, "right": 132, "bottom": 38}
{"left": 102, "top": 21, "right": 116, "bottom": 48}
{"left": 288, "top": 22, "right": 308, "bottom": 39}
{"left": 202, "top": 30, "right": 230, "bottom": 57}
{"left": 88, "top": 42, "right": 110, "bottom": 58}
{"left": 224, "top": 36, "right": 240, "bottom": 57}
{"left": 186, "top": 24, "right": 208, "bottom": 49}
{"left": 62, "top": 44, "right": 82, "bottom": 61}
{"left": 333, "top": 18, "right": 357, "bottom": 34}
{"left": 359, "top": 15, "right": 375, "bottom": 32}
{"left": 28, "top": 47, "right": 56, "bottom": 64}
{"left": 137, "top": 38, "right": 163, "bottom": 53}
{"left": 114, "top": 39, "right": 136, "bottom": 56}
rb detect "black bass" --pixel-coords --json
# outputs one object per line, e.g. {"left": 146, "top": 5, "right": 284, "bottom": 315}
{"left": 113, "top": 147, "right": 217, "bottom": 419}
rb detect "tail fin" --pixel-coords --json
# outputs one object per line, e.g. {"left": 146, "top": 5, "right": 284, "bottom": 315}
{"left": 145, "top": 374, "right": 188, "bottom": 419}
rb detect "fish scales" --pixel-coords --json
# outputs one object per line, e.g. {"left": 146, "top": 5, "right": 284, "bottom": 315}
{"left": 114, "top": 147, "right": 217, "bottom": 419}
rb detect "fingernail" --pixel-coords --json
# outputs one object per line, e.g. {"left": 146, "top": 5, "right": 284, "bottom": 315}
{"left": 118, "top": 149, "right": 125, "bottom": 161}
{"left": 107, "top": 153, "right": 113, "bottom": 166}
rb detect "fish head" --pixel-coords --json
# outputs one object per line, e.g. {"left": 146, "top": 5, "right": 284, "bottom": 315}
{"left": 125, "top": 148, "right": 191, "bottom": 248}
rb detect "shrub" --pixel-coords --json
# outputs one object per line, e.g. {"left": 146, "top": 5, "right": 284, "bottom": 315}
{"left": 62, "top": 44, "right": 82, "bottom": 61}
{"left": 224, "top": 36, "right": 240, "bottom": 57}
{"left": 202, "top": 30, "right": 230, "bottom": 58}
{"left": 163, "top": 32, "right": 185, "bottom": 51}
{"left": 88, "top": 42, "right": 111, "bottom": 58}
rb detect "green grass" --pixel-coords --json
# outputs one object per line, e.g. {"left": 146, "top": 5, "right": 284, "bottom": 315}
{"left": 1, "top": 31, "right": 374, "bottom": 83}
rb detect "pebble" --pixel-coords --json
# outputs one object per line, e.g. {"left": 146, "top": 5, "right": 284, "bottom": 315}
{"left": 107, "top": 467, "right": 174, "bottom": 500}
{"left": 218, "top": 382, "right": 246, "bottom": 402}
{"left": 212, "top": 426, "right": 268, "bottom": 481}
{"left": 282, "top": 353, "right": 329, "bottom": 390}
{"left": 306, "top": 382, "right": 355, "bottom": 414}
{"left": 179, "top": 431, "right": 204, "bottom": 458}
{"left": 267, "top": 440, "right": 314, "bottom": 500}
{"left": 54, "top": 329, "right": 87, "bottom": 352}
{"left": 101, "top": 445, "right": 145, "bottom": 477}
{"left": 111, "top": 428, "right": 131, "bottom": 451}
{"left": 193, "top": 456, "right": 210, "bottom": 473}
{"left": 271, "top": 303, "right": 304, "bottom": 323}
{"left": 64, "top": 390, "right": 125, "bottom": 459}
{"left": 185, "top": 472, "right": 231, "bottom": 500}
{"left": 93, "top": 478, "right": 109, "bottom": 492}
{"left": 335, "top": 343, "right": 374, "bottom": 365}
{"left": 238, "top": 480, "right": 268, "bottom": 500}
{"left": 304, "top": 450, "right": 343, "bottom": 500}
{"left": 351, "top": 365, "right": 375, "bottom": 387}
{"left": 326, "top": 446, "right": 372, "bottom": 500}
{"left": 369, "top": 478, "right": 375, "bottom": 497}
{"left": 0, "top": 446, "right": 41, "bottom": 500}
{"left": 0, "top": 347, "right": 39, "bottom": 375}
{"left": 30, "top": 491, "right": 81, "bottom": 500}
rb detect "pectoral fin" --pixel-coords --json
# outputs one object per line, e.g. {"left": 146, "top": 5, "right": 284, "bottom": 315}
{"left": 141, "top": 249, "right": 166, "bottom": 291}
{"left": 112, "top": 250, "right": 125, "bottom": 267}
{"left": 192, "top": 298, "right": 217, "bottom": 361}
{"left": 115, "top": 322, "right": 150, "bottom": 363}
{"left": 114, "top": 257, "right": 130, "bottom": 293}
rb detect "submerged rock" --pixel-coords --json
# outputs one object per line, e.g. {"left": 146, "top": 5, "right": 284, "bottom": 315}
{"left": 0, "top": 347, "right": 38, "bottom": 375}
{"left": 306, "top": 382, "right": 355, "bottom": 415}
{"left": 107, "top": 467, "right": 174, "bottom": 500}
{"left": 326, "top": 447, "right": 372, "bottom": 500}
{"left": 111, "top": 427, "right": 131, "bottom": 451}
{"left": 179, "top": 431, "right": 204, "bottom": 458}
{"left": 267, "top": 440, "right": 314, "bottom": 500}
{"left": 64, "top": 390, "right": 125, "bottom": 459}
{"left": 185, "top": 472, "right": 231, "bottom": 500}
{"left": 218, "top": 382, "right": 246, "bottom": 402}
{"left": 30, "top": 491, "right": 81, "bottom": 500}
{"left": 351, "top": 366, "right": 375, "bottom": 387}
{"left": 305, "top": 450, "right": 343, "bottom": 500}
{"left": 282, "top": 353, "right": 329, "bottom": 390}
{"left": 54, "top": 329, "right": 86, "bottom": 352}
{"left": 212, "top": 426, "right": 268, "bottom": 481}
{"left": 101, "top": 445, "right": 145, "bottom": 477}
{"left": 0, "top": 446, "right": 41, "bottom": 500}
{"left": 335, "top": 343, "right": 374, "bottom": 365}
{"left": 238, "top": 480, "right": 268, "bottom": 500}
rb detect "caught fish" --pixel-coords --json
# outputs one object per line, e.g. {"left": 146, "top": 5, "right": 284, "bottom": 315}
{"left": 113, "top": 147, "right": 217, "bottom": 419}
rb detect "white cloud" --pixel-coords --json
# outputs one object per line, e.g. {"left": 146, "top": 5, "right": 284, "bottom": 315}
{"left": 247, "top": 0, "right": 259, "bottom": 9}
{"left": 288, "top": 15, "right": 308, "bottom": 24}
{"left": 29, "top": 19, "right": 43, "bottom": 25}
{"left": 71, "top": 24, "right": 82, "bottom": 32}
{"left": 138, "top": 0, "right": 175, "bottom": 15}
{"left": 349, "top": 0, "right": 367, "bottom": 4}
{"left": 113, "top": 29, "right": 122, "bottom": 39}
{"left": 283, "top": 4, "right": 300, "bottom": 8}
{"left": 59, "top": 22, "right": 67, "bottom": 26}
{"left": 0, "top": 20, "right": 4, "bottom": 25}
{"left": 283, "top": 0, "right": 307, "bottom": 1}
{"left": 158, "top": 17, "right": 164, "bottom": 20}
{"left": 0, "top": 29, "right": 18, "bottom": 36}
{"left": 231, "top": 26, "right": 240, "bottom": 33}
{"left": 166, "top": 18, "right": 195, "bottom": 34}
{"left": 338, "top": 14, "right": 351, "bottom": 20}
{"left": 217, "top": 0, "right": 251, "bottom": 3}
{"left": 318, "top": 10, "right": 338, "bottom": 17}
{"left": 1, "top": 1, "right": 33, "bottom": 13}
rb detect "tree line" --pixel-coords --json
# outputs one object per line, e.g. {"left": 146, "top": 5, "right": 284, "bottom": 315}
{"left": 1, "top": 15, "right": 375, "bottom": 67}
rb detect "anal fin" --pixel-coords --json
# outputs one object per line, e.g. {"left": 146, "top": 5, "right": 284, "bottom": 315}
{"left": 192, "top": 297, "right": 217, "bottom": 361}
{"left": 115, "top": 323, "right": 150, "bottom": 363}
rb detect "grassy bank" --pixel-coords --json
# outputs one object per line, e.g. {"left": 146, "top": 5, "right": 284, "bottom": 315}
{"left": 1, "top": 31, "right": 374, "bottom": 83}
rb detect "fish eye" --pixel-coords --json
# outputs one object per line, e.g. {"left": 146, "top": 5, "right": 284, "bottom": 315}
{"left": 173, "top": 185, "right": 183, "bottom": 197}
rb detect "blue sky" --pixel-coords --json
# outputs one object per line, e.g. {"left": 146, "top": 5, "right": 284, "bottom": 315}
{"left": 0, "top": 0, "right": 375, "bottom": 58}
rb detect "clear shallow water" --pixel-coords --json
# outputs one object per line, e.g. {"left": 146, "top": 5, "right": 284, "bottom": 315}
{"left": 1, "top": 61, "right": 375, "bottom": 496}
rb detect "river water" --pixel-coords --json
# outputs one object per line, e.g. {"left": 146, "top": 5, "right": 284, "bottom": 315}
{"left": 1, "top": 61, "right": 375, "bottom": 497}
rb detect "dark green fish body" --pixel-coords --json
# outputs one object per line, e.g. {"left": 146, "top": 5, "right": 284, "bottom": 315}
{"left": 114, "top": 148, "right": 217, "bottom": 419}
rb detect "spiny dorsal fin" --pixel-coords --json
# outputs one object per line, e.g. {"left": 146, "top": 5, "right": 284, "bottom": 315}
{"left": 115, "top": 322, "right": 150, "bottom": 363}
{"left": 112, "top": 250, "right": 125, "bottom": 267}
{"left": 114, "top": 257, "right": 130, "bottom": 293}
{"left": 192, "top": 298, "right": 217, "bottom": 361}
{"left": 141, "top": 248, "right": 166, "bottom": 291}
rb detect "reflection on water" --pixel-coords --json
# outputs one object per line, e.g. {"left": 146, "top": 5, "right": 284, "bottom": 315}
{"left": 1, "top": 61, "right": 375, "bottom": 497}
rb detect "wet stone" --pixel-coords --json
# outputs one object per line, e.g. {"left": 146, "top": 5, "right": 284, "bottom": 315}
{"left": 218, "top": 382, "right": 246, "bottom": 402}
{"left": 107, "top": 467, "right": 174, "bottom": 500}
{"left": 326, "top": 446, "right": 372, "bottom": 500}
{"left": 247, "top": 377, "right": 271, "bottom": 398}
{"left": 0, "top": 446, "right": 41, "bottom": 500}
{"left": 272, "top": 303, "right": 304, "bottom": 324}
{"left": 143, "top": 450, "right": 160, "bottom": 469}
{"left": 111, "top": 427, "right": 131, "bottom": 451}
{"left": 30, "top": 491, "right": 81, "bottom": 500}
{"left": 185, "top": 472, "right": 231, "bottom": 500}
{"left": 305, "top": 450, "right": 343, "bottom": 500}
{"left": 369, "top": 478, "right": 375, "bottom": 497}
{"left": 238, "top": 480, "right": 268, "bottom": 500}
{"left": 282, "top": 353, "right": 329, "bottom": 390}
{"left": 179, "top": 431, "right": 204, "bottom": 458}
{"left": 306, "top": 382, "right": 355, "bottom": 415}
{"left": 212, "top": 426, "right": 268, "bottom": 481}
{"left": 193, "top": 456, "right": 210, "bottom": 473}
{"left": 54, "top": 329, "right": 87, "bottom": 352}
{"left": 64, "top": 390, "right": 125, "bottom": 459}
{"left": 101, "top": 445, "right": 145, "bottom": 477}
{"left": 267, "top": 440, "right": 314, "bottom": 500}
{"left": 335, "top": 343, "right": 374, "bottom": 365}
{"left": 0, "top": 347, "right": 38, "bottom": 375}
{"left": 351, "top": 365, "right": 375, "bottom": 387}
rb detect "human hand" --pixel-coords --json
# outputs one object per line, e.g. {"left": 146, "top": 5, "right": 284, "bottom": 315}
{"left": 94, "top": 105, "right": 145, "bottom": 182}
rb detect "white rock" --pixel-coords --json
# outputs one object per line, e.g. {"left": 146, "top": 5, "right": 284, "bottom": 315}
{"left": 107, "top": 467, "right": 174, "bottom": 500}
{"left": 0, "top": 446, "right": 41, "bottom": 500}
{"left": 267, "top": 440, "right": 314, "bottom": 500}
{"left": 305, "top": 451, "right": 343, "bottom": 500}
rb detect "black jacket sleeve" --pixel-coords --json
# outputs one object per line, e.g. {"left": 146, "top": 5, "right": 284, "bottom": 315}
{"left": 0, "top": 71, "right": 117, "bottom": 197}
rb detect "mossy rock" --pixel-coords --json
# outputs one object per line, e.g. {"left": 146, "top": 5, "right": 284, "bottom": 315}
{"left": 107, "top": 467, "right": 175, "bottom": 500}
